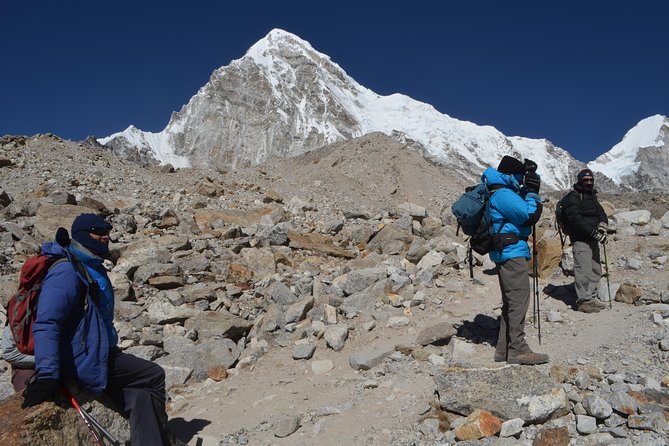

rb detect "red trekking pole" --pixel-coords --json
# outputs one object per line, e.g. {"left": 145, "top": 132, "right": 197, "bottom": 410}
{"left": 61, "top": 385, "right": 120, "bottom": 446}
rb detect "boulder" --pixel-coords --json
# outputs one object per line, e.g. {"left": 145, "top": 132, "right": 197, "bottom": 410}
{"left": 0, "top": 390, "right": 130, "bottom": 446}
{"left": 535, "top": 236, "right": 563, "bottom": 278}
{"left": 435, "top": 366, "right": 568, "bottom": 422}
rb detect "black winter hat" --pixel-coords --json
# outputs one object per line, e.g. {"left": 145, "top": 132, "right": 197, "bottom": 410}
{"left": 71, "top": 213, "right": 113, "bottom": 258}
{"left": 497, "top": 156, "right": 525, "bottom": 174}
{"left": 577, "top": 169, "right": 594, "bottom": 181}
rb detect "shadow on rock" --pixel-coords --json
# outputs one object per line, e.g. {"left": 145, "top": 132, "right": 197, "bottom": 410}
{"left": 544, "top": 283, "right": 577, "bottom": 310}
{"left": 169, "top": 417, "right": 211, "bottom": 444}
{"left": 456, "top": 314, "right": 499, "bottom": 346}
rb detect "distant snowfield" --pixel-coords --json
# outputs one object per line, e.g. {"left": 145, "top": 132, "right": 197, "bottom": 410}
{"left": 588, "top": 115, "right": 668, "bottom": 184}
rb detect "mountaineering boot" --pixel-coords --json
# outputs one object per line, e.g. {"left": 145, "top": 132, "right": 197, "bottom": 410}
{"left": 577, "top": 299, "right": 606, "bottom": 313}
{"left": 507, "top": 351, "right": 549, "bottom": 365}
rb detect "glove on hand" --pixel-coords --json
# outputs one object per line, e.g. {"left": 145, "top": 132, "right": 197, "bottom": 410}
{"left": 523, "top": 158, "right": 538, "bottom": 173}
{"left": 591, "top": 227, "right": 607, "bottom": 243}
{"left": 524, "top": 171, "right": 541, "bottom": 194}
{"left": 22, "top": 378, "right": 60, "bottom": 408}
{"left": 598, "top": 222, "right": 608, "bottom": 232}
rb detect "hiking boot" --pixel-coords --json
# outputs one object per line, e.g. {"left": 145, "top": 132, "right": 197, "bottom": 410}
{"left": 507, "top": 351, "right": 549, "bottom": 365}
{"left": 577, "top": 299, "right": 606, "bottom": 313}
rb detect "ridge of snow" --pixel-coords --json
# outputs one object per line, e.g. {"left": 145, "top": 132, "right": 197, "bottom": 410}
{"left": 99, "top": 126, "right": 191, "bottom": 168}
{"left": 99, "top": 28, "right": 578, "bottom": 188}
{"left": 588, "top": 114, "right": 667, "bottom": 184}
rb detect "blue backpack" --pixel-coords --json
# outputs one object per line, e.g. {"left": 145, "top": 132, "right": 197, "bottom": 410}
{"left": 451, "top": 183, "right": 490, "bottom": 236}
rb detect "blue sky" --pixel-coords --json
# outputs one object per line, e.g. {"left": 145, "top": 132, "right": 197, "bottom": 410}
{"left": 1, "top": 0, "right": 666, "bottom": 162}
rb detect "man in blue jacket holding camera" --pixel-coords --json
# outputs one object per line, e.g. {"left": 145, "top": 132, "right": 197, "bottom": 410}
{"left": 482, "top": 156, "right": 549, "bottom": 365}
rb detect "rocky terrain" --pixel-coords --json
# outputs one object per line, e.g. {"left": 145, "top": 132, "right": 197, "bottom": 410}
{"left": 1, "top": 132, "right": 669, "bottom": 446}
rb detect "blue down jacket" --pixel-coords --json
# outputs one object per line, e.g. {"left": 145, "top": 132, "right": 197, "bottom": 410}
{"left": 481, "top": 167, "right": 543, "bottom": 263}
{"left": 32, "top": 242, "right": 111, "bottom": 394}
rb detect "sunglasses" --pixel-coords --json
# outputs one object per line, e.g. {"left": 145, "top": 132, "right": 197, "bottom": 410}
{"left": 582, "top": 179, "right": 594, "bottom": 184}
{"left": 90, "top": 227, "right": 111, "bottom": 236}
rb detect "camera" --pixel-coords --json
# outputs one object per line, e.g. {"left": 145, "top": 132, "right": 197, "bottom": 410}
{"left": 523, "top": 159, "right": 538, "bottom": 173}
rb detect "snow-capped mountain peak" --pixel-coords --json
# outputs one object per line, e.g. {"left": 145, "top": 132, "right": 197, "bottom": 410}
{"left": 589, "top": 114, "right": 669, "bottom": 188}
{"left": 98, "top": 29, "right": 586, "bottom": 189}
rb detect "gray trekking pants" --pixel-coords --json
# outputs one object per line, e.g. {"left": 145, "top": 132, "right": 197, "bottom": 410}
{"left": 572, "top": 240, "right": 602, "bottom": 304}
{"left": 495, "top": 257, "right": 532, "bottom": 359}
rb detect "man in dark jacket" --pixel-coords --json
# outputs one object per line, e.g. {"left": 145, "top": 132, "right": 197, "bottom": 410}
{"left": 563, "top": 169, "right": 608, "bottom": 313}
{"left": 21, "top": 213, "right": 174, "bottom": 446}
{"left": 484, "top": 156, "right": 549, "bottom": 365}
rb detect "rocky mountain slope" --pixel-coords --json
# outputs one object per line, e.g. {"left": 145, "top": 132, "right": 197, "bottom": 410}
{"left": 99, "top": 29, "right": 585, "bottom": 191}
{"left": 1, "top": 134, "right": 669, "bottom": 445}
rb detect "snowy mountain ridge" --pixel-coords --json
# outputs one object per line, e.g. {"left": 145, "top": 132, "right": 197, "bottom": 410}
{"left": 99, "top": 29, "right": 665, "bottom": 191}
{"left": 589, "top": 115, "right": 669, "bottom": 188}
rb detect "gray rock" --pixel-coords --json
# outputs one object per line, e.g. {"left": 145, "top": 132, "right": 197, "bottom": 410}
{"left": 397, "top": 202, "right": 426, "bottom": 218}
{"left": 405, "top": 238, "right": 429, "bottom": 263}
{"left": 264, "top": 281, "right": 298, "bottom": 307}
{"left": 342, "top": 267, "right": 387, "bottom": 295}
{"left": 292, "top": 343, "right": 316, "bottom": 360}
{"left": 583, "top": 394, "right": 613, "bottom": 419}
{"left": 386, "top": 316, "right": 410, "bottom": 328}
{"left": 240, "top": 247, "right": 276, "bottom": 279}
{"left": 124, "top": 345, "right": 161, "bottom": 361}
{"left": 273, "top": 414, "right": 300, "bottom": 438}
{"left": 146, "top": 300, "right": 201, "bottom": 324}
{"left": 627, "top": 412, "right": 668, "bottom": 434}
{"left": 499, "top": 418, "right": 524, "bottom": 437}
{"left": 349, "top": 347, "right": 393, "bottom": 370}
{"left": 608, "top": 391, "right": 638, "bottom": 416}
{"left": 285, "top": 296, "right": 315, "bottom": 324}
{"left": 340, "top": 288, "right": 382, "bottom": 316}
{"left": 46, "top": 191, "right": 77, "bottom": 205}
{"left": 613, "top": 210, "right": 651, "bottom": 226}
{"left": 577, "top": 414, "right": 598, "bottom": 434}
{"left": 324, "top": 323, "right": 349, "bottom": 351}
{"left": 184, "top": 310, "right": 253, "bottom": 342}
{"left": 435, "top": 366, "right": 568, "bottom": 422}
{"left": 366, "top": 225, "right": 413, "bottom": 255}
{"left": 416, "top": 321, "right": 457, "bottom": 346}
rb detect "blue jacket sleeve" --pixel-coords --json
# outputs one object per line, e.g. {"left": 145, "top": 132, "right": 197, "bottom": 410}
{"left": 33, "top": 262, "right": 81, "bottom": 380}
{"left": 492, "top": 189, "right": 543, "bottom": 229}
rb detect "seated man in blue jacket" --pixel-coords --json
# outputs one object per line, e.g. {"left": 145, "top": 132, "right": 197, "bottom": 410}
{"left": 483, "top": 156, "right": 549, "bottom": 365}
{"left": 22, "top": 213, "right": 173, "bottom": 446}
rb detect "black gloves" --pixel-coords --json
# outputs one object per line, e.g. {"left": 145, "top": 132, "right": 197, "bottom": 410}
{"left": 22, "top": 378, "right": 61, "bottom": 408}
{"left": 524, "top": 171, "right": 541, "bottom": 194}
{"left": 592, "top": 222, "right": 607, "bottom": 243}
{"left": 523, "top": 158, "right": 538, "bottom": 173}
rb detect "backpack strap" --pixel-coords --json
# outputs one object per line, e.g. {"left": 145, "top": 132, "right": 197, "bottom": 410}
{"left": 61, "top": 252, "right": 100, "bottom": 349}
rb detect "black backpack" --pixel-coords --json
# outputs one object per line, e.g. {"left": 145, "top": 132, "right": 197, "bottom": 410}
{"left": 555, "top": 191, "right": 582, "bottom": 246}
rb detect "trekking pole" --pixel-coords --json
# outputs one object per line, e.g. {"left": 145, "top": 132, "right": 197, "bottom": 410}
{"left": 61, "top": 385, "right": 120, "bottom": 446}
{"left": 468, "top": 243, "right": 474, "bottom": 279}
{"left": 601, "top": 240, "right": 612, "bottom": 309}
{"left": 532, "top": 225, "right": 542, "bottom": 344}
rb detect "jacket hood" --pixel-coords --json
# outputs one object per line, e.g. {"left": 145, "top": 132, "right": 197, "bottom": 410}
{"left": 41, "top": 241, "right": 70, "bottom": 258}
{"left": 481, "top": 167, "right": 521, "bottom": 192}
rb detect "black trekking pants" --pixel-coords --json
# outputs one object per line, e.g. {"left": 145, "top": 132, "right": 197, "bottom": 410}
{"left": 105, "top": 350, "right": 170, "bottom": 446}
